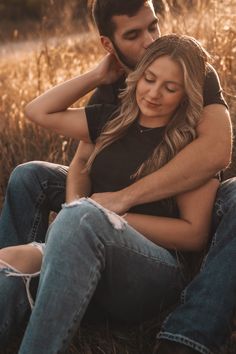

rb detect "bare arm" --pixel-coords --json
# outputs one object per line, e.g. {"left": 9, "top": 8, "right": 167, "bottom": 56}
{"left": 92, "top": 104, "right": 232, "bottom": 213}
{"left": 24, "top": 54, "right": 124, "bottom": 140}
{"left": 66, "top": 142, "right": 94, "bottom": 203}
{"left": 124, "top": 178, "right": 219, "bottom": 251}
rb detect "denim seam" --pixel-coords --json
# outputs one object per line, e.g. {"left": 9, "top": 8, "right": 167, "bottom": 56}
{"left": 157, "top": 331, "right": 213, "bottom": 354}
{"left": 29, "top": 192, "right": 46, "bottom": 241}
{"left": 104, "top": 241, "right": 182, "bottom": 270}
{"left": 29, "top": 179, "right": 65, "bottom": 241}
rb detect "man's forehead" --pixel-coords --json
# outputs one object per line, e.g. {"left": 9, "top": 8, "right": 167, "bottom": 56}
{"left": 111, "top": 3, "right": 157, "bottom": 36}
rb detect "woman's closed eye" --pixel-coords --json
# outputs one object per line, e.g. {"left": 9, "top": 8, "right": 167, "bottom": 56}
{"left": 165, "top": 85, "right": 178, "bottom": 93}
{"left": 144, "top": 74, "right": 155, "bottom": 83}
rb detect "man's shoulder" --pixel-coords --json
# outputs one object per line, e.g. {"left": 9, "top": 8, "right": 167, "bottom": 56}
{"left": 203, "top": 64, "right": 228, "bottom": 108}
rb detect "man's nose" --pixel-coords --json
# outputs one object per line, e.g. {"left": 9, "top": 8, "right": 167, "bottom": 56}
{"left": 143, "top": 31, "right": 155, "bottom": 49}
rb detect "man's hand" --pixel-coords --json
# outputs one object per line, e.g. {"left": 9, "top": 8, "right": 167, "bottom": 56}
{"left": 95, "top": 54, "right": 125, "bottom": 86}
{"left": 91, "top": 190, "right": 130, "bottom": 215}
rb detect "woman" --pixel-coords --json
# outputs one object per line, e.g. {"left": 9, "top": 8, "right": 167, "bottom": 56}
{"left": 0, "top": 34, "right": 219, "bottom": 353}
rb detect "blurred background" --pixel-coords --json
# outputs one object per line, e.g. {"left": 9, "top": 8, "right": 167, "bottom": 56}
{"left": 0, "top": 0, "right": 236, "bottom": 209}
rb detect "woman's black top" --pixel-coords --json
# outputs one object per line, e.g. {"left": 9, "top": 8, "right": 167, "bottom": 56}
{"left": 85, "top": 104, "right": 179, "bottom": 218}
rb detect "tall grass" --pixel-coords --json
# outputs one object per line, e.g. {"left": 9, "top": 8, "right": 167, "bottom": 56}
{"left": 0, "top": 1, "right": 236, "bottom": 352}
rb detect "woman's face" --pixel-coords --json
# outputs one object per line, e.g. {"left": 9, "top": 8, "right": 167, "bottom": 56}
{"left": 136, "top": 55, "right": 185, "bottom": 127}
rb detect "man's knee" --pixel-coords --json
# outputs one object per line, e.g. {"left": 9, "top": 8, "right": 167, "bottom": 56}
{"left": 7, "top": 161, "right": 45, "bottom": 191}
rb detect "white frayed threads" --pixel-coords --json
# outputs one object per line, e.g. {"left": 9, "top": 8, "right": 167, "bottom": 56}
{"left": 0, "top": 259, "right": 40, "bottom": 310}
{"left": 64, "top": 197, "right": 127, "bottom": 230}
{"left": 86, "top": 198, "right": 127, "bottom": 230}
{"left": 62, "top": 199, "right": 82, "bottom": 208}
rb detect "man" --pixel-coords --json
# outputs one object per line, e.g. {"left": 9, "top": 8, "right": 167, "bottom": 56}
{"left": 0, "top": 1, "right": 234, "bottom": 353}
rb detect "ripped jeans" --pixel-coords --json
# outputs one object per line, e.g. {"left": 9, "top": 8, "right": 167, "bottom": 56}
{"left": 0, "top": 199, "right": 185, "bottom": 353}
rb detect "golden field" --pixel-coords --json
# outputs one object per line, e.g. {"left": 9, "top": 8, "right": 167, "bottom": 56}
{"left": 0, "top": 1, "right": 236, "bottom": 352}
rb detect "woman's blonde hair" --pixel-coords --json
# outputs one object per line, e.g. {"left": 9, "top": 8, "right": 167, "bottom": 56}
{"left": 87, "top": 34, "right": 209, "bottom": 185}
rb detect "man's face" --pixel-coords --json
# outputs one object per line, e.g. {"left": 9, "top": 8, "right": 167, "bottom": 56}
{"left": 111, "top": 2, "right": 161, "bottom": 69}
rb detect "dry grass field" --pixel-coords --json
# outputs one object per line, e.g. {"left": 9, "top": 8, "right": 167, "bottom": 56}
{"left": 0, "top": 0, "right": 236, "bottom": 353}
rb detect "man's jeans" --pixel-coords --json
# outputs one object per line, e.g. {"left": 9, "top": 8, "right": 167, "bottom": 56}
{"left": 158, "top": 178, "right": 236, "bottom": 354}
{"left": 0, "top": 161, "right": 68, "bottom": 248}
{"left": 0, "top": 161, "right": 236, "bottom": 353}
{"left": 1, "top": 199, "right": 185, "bottom": 353}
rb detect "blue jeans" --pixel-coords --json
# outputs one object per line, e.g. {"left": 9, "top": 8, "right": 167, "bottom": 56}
{"left": 0, "top": 161, "right": 68, "bottom": 247}
{"left": 1, "top": 161, "right": 236, "bottom": 352}
{"left": 158, "top": 177, "right": 236, "bottom": 354}
{"left": 14, "top": 199, "right": 184, "bottom": 353}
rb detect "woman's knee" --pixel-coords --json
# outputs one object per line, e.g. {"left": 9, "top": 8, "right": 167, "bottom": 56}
{"left": 46, "top": 201, "right": 109, "bottom": 246}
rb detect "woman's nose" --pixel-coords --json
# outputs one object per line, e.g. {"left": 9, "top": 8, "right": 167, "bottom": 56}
{"left": 149, "top": 86, "right": 162, "bottom": 99}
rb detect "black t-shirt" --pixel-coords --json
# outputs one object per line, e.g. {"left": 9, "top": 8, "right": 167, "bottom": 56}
{"left": 88, "top": 65, "right": 227, "bottom": 108}
{"left": 85, "top": 104, "right": 179, "bottom": 218}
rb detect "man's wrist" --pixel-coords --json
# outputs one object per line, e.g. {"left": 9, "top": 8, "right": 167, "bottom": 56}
{"left": 117, "top": 188, "right": 136, "bottom": 211}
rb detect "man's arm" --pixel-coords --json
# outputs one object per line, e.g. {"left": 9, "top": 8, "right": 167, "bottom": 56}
{"left": 66, "top": 142, "right": 94, "bottom": 203}
{"left": 124, "top": 178, "right": 219, "bottom": 251}
{"left": 91, "top": 104, "right": 232, "bottom": 214}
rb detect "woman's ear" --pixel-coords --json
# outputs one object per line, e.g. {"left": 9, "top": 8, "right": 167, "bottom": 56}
{"left": 100, "top": 36, "right": 114, "bottom": 54}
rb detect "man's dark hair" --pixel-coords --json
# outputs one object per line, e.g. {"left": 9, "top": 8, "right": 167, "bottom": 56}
{"left": 91, "top": 0, "right": 153, "bottom": 38}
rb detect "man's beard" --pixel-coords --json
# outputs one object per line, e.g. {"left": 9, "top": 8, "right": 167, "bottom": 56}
{"left": 111, "top": 40, "right": 136, "bottom": 71}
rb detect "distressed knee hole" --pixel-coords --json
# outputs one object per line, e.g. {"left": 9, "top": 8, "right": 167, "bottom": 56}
{"left": 63, "top": 197, "right": 127, "bottom": 230}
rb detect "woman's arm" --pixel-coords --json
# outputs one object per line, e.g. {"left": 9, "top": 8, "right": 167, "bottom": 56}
{"left": 24, "top": 54, "right": 124, "bottom": 140}
{"left": 66, "top": 142, "right": 95, "bottom": 203}
{"left": 124, "top": 178, "right": 219, "bottom": 251}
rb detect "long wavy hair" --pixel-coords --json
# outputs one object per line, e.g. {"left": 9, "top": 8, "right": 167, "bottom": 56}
{"left": 87, "top": 34, "right": 209, "bottom": 187}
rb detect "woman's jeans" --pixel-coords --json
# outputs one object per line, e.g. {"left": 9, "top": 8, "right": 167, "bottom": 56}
{"left": 4, "top": 199, "right": 185, "bottom": 353}
{"left": 0, "top": 161, "right": 236, "bottom": 353}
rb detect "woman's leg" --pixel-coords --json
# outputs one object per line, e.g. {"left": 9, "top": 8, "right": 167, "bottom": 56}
{"left": 0, "top": 243, "right": 43, "bottom": 274}
{"left": 0, "top": 269, "right": 31, "bottom": 349}
{"left": 19, "top": 199, "right": 186, "bottom": 354}
{"left": 0, "top": 243, "right": 43, "bottom": 349}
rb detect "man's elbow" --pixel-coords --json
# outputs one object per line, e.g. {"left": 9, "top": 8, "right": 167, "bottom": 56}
{"left": 213, "top": 140, "right": 232, "bottom": 171}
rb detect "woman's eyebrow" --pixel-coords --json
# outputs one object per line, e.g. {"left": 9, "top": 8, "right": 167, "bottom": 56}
{"left": 145, "top": 69, "right": 156, "bottom": 77}
{"left": 145, "top": 69, "right": 183, "bottom": 86}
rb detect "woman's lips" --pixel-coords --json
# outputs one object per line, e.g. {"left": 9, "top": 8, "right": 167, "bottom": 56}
{"left": 144, "top": 99, "right": 162, "bottom": 107}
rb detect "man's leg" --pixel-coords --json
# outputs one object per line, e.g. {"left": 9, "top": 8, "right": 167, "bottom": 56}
{"left": 157, "top": 177, "right": 236, "bottom": 354}
{"left": 0, "top": 161, "right": 68, "bottom": 248}
{"left": 18, "top": 200, "right": 186, "bottom": 354}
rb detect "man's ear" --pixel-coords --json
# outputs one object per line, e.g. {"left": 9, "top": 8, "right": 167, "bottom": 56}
{"left": 100, "top": 36, "right": 114, "bottom": 54}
